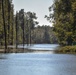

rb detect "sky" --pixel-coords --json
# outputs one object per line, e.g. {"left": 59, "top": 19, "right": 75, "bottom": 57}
{"left": 13, "top": 0, "right": 53, "bottom": 26}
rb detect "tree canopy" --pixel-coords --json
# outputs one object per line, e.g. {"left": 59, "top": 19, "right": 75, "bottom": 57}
{"left": 47, "top": 0, "right": 76, "bottom": 46}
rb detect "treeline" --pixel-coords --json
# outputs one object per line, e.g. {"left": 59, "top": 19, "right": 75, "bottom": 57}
{"left": 15, "top": 10, "right": 57, "bottom": 44}
{"left": 31, "top": 25, "right": 58, "bottom": 44}
{"left": 47, "top": 0, "right": 76, "bottom": 46}
{"left": 0, "top": 0, "right": 58, "bottom": 51}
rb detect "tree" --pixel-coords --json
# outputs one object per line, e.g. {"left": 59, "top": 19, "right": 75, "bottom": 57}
{"left": 2, "top": 0, "right": 7, "bottom": 52}
{"left": 15, "top": 10, "right": 38, "bottom": 47}
{"left": 26, "top": 12, "right": 38, "bottom": 45}
{"left": 15, "top": 11, "right": 19, "bottom": 49}
{"left": 19, "top": 9, "right": 25, "bottom": 49}
{"left": 47, "top": 0, "right": 76, "bottom": 46}
{"left": 0, "top": 0, "right": 14, "bottom": 50}
{"left": 31, "top": 25, "right": 57, "bottom": 44}
{"left": 43, "top": 26, "right": 50, "bottom": 43}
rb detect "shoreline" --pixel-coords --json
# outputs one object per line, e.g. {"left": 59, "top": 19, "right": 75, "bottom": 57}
{"left": 0, "top": 48, "right": 56, "bottom": 53}
{"left": 0, "top": 47, "right": 76, "bottom": 54}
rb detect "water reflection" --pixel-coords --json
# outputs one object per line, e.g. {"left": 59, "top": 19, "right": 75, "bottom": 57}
{"left": 0, "top": 53, "right": 76, "bottom": 75}
{"left": 18, "top": 44, "right": 60, "bottom": 50}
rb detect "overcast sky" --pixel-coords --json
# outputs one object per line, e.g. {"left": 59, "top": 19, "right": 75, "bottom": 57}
{"left": 13, "top": 0, "right": 53, "bottom": 26}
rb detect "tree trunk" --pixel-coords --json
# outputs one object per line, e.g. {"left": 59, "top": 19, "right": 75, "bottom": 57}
{"left": 16, "top": 12, "right": 18, "bottom": 49}
{"left": 2, "top": 0, "right": 7, "bottom": 53}
{"left": 7, "top": 0, "right": 10, "bottom": 45}
{"left": 23, "top": 13, "right": 25, "bottom": 50}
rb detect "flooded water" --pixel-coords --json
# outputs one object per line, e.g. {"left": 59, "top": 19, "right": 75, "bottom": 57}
{"left": 18, "top": 44, "right": 59, "bottom": 50}
{"left": 0, "top": 53, "right": 76, "bottom": 75}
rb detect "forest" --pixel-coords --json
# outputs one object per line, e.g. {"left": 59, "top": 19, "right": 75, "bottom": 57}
{"left": 0, "top": 0, "right": 57, "bottom": 51}
{"left": 46, "top": 0, "right": 76, "bottom": 53}
{"left": 0, "top": 1, "right": 76, "bottom": 75}
{"left": 46, "top": 0, "right": 76, "bottom": 46}
{"left": 0, "top": 0, "right": 76, "bottom": 53}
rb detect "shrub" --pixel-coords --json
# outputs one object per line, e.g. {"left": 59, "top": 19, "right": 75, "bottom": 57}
{"left": 57, "top": 46, "right": 76, "bottom": 53}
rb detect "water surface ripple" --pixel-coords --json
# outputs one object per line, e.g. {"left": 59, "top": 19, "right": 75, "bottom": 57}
{"left": 0, "top": 53, "right": 76, "bottom": 75}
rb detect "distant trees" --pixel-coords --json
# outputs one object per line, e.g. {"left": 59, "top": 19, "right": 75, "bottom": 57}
{"left": 15, "top": 10, "right": 57, "bottom": 44}
{"left": 47, "top": 0, "right": 76, "bottom": 46}
{"left": 31, "top": 25, "right": 58, "bottom": 44}
{"left": 43, "top": 26, "right": 50, "bottom": 43}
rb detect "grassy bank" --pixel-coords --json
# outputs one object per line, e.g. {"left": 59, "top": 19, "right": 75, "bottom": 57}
{"left": 55, "top": 46, "right": 76, "bottom": 54}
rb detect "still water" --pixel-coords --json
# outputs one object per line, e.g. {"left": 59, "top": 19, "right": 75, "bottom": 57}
{"left": 0, "top": 53, "right": 76, "bottom": 75}
{"left": 18, "top": 44, "right": 59, "bottom": 50}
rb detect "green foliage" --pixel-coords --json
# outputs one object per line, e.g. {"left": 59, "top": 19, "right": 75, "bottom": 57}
{"left": 47, "top": 0, "right": 76, "bottom": 46}
{"left": 57, "top": 46, "right": 76, "bottom": 53}
{"left": 15, "top": 10, "right": 38, "bottom": 44}
{"left": 0, "top": 0, "right": 14, "bottom": 46}
{"left": 31, "top": 25, "right": 58, "bottom": 44}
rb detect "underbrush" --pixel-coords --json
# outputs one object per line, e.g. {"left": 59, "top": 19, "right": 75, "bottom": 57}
{"left": 56, "top": 46, "right": 76, "bottom": 54}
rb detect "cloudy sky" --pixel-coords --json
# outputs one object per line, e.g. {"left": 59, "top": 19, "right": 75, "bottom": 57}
{"left": 13, "top": 0, "right": 53, "bottom": 26}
